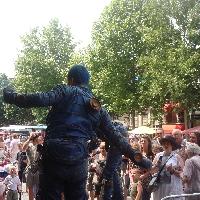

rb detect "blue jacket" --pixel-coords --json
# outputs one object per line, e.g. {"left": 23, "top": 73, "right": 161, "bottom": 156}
{"left": 3, "top": 85, "right": 151, "bottom": 168}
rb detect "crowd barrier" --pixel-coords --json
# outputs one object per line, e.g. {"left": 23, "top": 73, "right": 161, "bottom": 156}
{"left": 161, "top": 193, "right": 200, "bottom": 200}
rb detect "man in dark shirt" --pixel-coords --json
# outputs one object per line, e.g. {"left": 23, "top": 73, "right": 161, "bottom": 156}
{"left": 3, "top": 64, "right": 151, "bottom": 200}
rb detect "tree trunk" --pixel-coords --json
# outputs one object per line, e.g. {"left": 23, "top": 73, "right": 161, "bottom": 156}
{"left": 130, "top": 111, "right": 135, "bottom": 129}
{"left": 184, "top": 110, "right": 188, "bottom": 129}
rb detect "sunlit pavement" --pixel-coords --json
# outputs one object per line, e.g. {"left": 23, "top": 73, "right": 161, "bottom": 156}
{"left": 21, "top": 183, "right": 28, "bottom": 199}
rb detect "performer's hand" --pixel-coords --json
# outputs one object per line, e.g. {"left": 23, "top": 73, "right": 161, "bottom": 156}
{"left": 3, "top": 86, "right": 16, "bottom": 103}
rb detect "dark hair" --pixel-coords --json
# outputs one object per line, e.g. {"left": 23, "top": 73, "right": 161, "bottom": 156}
{"left": 141, "top": 135, "right": 154, "bottom": 160}
{"left": 67, "top": 64, "right": 90, "bottom": 85}
{"left": 192, "top": 132, "right": 200, "bottom": 146}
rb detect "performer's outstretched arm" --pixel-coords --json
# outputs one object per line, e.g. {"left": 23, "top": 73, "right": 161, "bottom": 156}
{"left": 3, "top": 84, "right": 69, "bottom": 108}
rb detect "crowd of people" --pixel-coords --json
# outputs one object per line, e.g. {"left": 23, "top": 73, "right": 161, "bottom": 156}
{"left": 0, "top": 130, "right": 44, "bottom": 200}
{"left": 87, "top": 128, "right": 200, "bottom": 200}
{"left": 0, "top": 127, "right": 200, "bottom": 200}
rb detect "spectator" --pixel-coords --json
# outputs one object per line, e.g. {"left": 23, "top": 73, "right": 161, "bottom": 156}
{"left": 152, "top": 128, "right": 164, "bottom": 146}
{"left": 3, "top": 165, "right": 21, "bottom": 200}
{"left": 0, "top": 137, "right": 5, "bottom": 149}
{"left": 129, "top": 167, "right": 143, "bottom": 200}
{"left": 172, "top": 129, "right": 183, "bottom": 146}
{"left": 9, "top": 133, "right": 20, "bottom": 163}
{"left": 0, "top": 137, "right": 5, "bottom": 160}
{"left": 23, "top": 133, "right": 43, "bottom": 200}
{"left": 183, "top": 142, "right": 200, "bottom": 200}
{"left": 4, "top": 134, "right": 11, "bottom": 153}
{"left": 152, "top": 135, "right": 184, "bottom": 200}
{"left": 94, "top": 142, "right": 107, "bottom": 200}
{"left": 139, "top": 135, "right": 154, "bottom": 200}
{"left": 98, "top": 142, "right": 107, "bottom": 162}
{"left": 140, "top": 135, "right": 154, "bottom": 161}
{"left": 189, "top": 132, "right": 200, "bottom": 146}
{"left": 16, "top": 142, "right": 27, "bottom": 183}
{"left": 172, "top": 129, "right": 187, "bottom": 161}
{"left": 152, "top": 144, "right": 162, "bottom": 155}
{"left": 129, "top": 135, "right": 139, "bottom": 146}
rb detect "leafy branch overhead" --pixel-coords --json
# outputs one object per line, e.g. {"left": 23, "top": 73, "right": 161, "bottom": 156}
{"left": 88, "top": 0, "right": 200, "bottom": 118}
{"left": 3, "top": 0, "right": 200, "bottom": 124}
{"left": 7, "top": 19, "right": 75, "bottom": 123}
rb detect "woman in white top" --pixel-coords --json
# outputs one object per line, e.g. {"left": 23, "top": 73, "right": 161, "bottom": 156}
{"left": 152, "top": 135, "right": 184, "bottom": 200}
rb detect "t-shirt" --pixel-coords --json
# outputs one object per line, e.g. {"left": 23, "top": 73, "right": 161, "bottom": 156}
{"left": 10, "top": 139, "right": 20, "bottom": 155}
{"left": 4, "top": 174, "right": 21, "bottom": 191}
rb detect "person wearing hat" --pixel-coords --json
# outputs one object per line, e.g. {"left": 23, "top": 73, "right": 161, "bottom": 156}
{"left": 183, "top": 142, "right": 200, "bottom": 199}
{"left": 3, "top": 64, "right": 151, "bottom": 200}
{"left": 152, "top": 135, "right": 184, "bottom": 200}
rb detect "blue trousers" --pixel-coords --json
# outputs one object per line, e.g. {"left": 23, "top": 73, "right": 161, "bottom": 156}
{"left": 103, "top": 146, "right": 123, "bottom": 200}
{"left": 37, "top": 159, "right": 88, "bottom": 200}
{"left": 36, "top": 139, "right": 88, "bottom": 200}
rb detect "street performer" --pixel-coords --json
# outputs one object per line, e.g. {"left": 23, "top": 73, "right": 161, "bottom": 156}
{"left": 3, "top": 64, "right": 151, "bottom": 200}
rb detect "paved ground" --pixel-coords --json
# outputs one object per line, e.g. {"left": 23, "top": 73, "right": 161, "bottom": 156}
{"left": 20, "top": 183, "right": 28, "bottom": 200}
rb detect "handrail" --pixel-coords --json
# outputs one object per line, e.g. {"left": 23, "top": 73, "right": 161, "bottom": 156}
{"left": 161, "top": 193, "right": 200, "bottom": 200}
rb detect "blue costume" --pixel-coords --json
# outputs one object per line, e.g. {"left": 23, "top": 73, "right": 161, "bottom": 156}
{"left": 95, "top": 122, "right": 128, "bottom": 200}
{"left": 3, "top": 64, "right": 151, "bottom": 200}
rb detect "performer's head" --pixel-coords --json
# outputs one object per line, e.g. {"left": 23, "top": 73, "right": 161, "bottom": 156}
{"left": 67, "top": 64, "right": 90, "bottom": 86}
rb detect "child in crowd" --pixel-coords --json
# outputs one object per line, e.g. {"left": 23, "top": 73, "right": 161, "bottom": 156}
{"left": 16, "top": 142, "right": 27, "bottom": 183}
{"left": 3, "top": 165, "right": 21, "bottom": 200}
{"left": 129, "top": 167, "right": 143, "bottom": 200}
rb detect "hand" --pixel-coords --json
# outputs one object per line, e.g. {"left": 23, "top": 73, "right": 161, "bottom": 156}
{"left": 166, "top": 165, "right": 174, "bottom": 174}
{"left": 151, "top": 166, "right": 159, "bottom": 174}
{"left": 3, "top": 87, "right": 15, "bottom": 103}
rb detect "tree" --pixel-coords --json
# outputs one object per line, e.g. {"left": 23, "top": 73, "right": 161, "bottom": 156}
{"left": 13, "top": 18, "right": 75, "bottom": 123}
{"left": 88, "top": 0, "right": 146, "bottom": 114}
{"left": 88, "top": 0, "right": 200, "bottom": 123}
{"left": 137, "top": 0, "right": 200, "bottom": 119}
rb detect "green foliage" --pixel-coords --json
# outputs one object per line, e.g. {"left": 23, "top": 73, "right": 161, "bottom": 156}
{"left": 88, "top": 0, "right": 200, "bottom": 120}
{"left": 12, "top": 18, "right": 75, "bottom": 123}
{"left": 0, "top": 74, "right": 34, "bottom": 125}
{"left": 3, "top": 0, "right": 200, "bottom": 124}
{"left": 138, "top": 0, "right": 200, "bottom": 117}
{"left": 88, "top": 0, "right": 145, "bottom": 114}
{"left": 4, "top": 104, "right": 35, "bottom": 125}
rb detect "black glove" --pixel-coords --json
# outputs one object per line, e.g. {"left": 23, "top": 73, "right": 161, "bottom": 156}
{"left": 135, "top": 157, "right": 152, "bottom": 170}
{"left": 3, "top": 87, "right": 16, "bottom": 104}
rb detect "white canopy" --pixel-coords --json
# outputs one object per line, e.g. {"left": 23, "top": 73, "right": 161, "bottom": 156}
{"left": 128, "top": 126, "right": 155, "bottom": 135}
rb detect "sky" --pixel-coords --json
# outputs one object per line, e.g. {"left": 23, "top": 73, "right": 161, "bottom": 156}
{"left": 0, "top": 0, "right": 111, "bottom": 77}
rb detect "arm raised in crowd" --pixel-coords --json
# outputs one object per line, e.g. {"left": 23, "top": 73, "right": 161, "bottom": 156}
{"left": 98, "top": 108, "right": 152, "bottom": 169}
{"left": 3, "top": 84, "right": 69, "bottom": 108}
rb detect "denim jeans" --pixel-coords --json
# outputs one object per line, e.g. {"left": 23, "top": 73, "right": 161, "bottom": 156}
{"left": 102, "top": 146, "right": 123, "bottom": 200}
{"left": 37, "top": 158, "right": 88, "bottom": 200}
{"left": 36, "top": 139, "right": 88, "bottom": 200}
